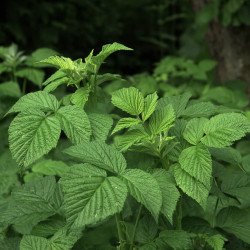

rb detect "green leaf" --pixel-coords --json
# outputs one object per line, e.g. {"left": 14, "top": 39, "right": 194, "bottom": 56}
{"left": 156, "top": 230, "right": 192, "bottom": 250}
{"left": 112, "top": 117, "right": 141, "bottom": 135}
{"left": 2, "top": 176, "right": 60, "bottom": 226}
{"left": 70, "top": 87, "right": 90, "bottom": 108}
{"left": 16, "top": 68, "right": 45, "bottom": 87}
{"left": 92, "top": 42, "right": 133, "bottom": 66}
{"left": 43, "top": 77, "right": 68, "bottom": 93}
{"left": 120, "top": 169, "right": 162, "bottom": 221}
{"left": 179, "top": 144, "right": 212, "bottom": 188}
{"left": 201, "top": 113, "right": 250, "bottom": 148}
{"left": 153, "top": 169, "right": 180, "bottom": 224}
{"left": 88, "top": 113, "right": 113, "bottom": 141}
{"left": 96, "top": 73, "right": 122, "bottom": 85}
{"left": 149, "top": 104, "right": 175, "bottom": 135}
{"left": 198, "top": 60, "right": 217, "bottom": 72}
{"left": 20, "top": 235, "right": 50, "bottom": 250}
{"left": 114, "top": 128, "right": 149, "bottom": 152}
{"left": 181, "top": 102, "right": 215, "bottom": 118}
{"left": 157, "top": 92, "right": 192, "bottom": 118}
{"left": 56, "top": 105, "right": 91, "bottom": 144}
{"left": 203, "top": 234, "right": 227, "bottom": 250}
{"left": 135, "top": 215, "right": 158, "bottom": 244}
{"left": 112, "top": 87, "right": 144, "bottom": 116}
{"left": 216, "top": 207, "right": 250, "bottom": 244}
{"left": 6, "top": 91, "right": 59, "bottom": 115}
{"left": 59, "top": 164, "right": 127, "bottom": 229}
{"left": 32, "top": 159, "right": 69, "bottom": 177}
{"left": 43, "top": 70, "right": 67, "bottom": 86}
{"left": 142, "top": 92, "right": 158, "bottom": 122}
{"left": 40, "top": 56, "right": 75, "bottom": 71}
{"left": 9, "top": 110, "right": 61, "bottom": 168}
{"left": 64, "top": 140, "right": 127, "bottom": 174}
{"left": 183, "top": 118, "right": 208, "bottom": 145}
{"left": 174, "top": 164, "right": 209, "bottom": 209}
{"left": 0, "top": 81, "right": 21, "bottom": 98}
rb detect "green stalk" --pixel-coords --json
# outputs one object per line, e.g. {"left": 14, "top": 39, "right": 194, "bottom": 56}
{"left": 115, "top": 213, "right": 127, "bottom": 250}
{"left": 130, "top": 204, "right": 143, "bottom": 250}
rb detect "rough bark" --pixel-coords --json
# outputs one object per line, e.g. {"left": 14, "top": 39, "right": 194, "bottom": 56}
{"left": 192, "top": 0, "right": 250, "bottom": 95}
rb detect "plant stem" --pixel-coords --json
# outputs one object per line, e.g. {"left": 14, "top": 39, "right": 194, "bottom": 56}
{"left": 176, "top": 193, "right": 182, "bottom": 230}
{"left": 115, "top": 213, "right": 127, "bottom": 250}
{"left": 130, "top": 204, "right": 143, "bottom": 250}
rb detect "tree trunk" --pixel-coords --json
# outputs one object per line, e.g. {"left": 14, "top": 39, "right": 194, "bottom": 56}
{"left": 192, "top": 0, "right": 250, "bottom": 97}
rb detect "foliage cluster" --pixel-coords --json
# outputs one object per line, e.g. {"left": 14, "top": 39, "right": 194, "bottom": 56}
{"left": 0, "top": 42, "right": 250, "bottom": 250}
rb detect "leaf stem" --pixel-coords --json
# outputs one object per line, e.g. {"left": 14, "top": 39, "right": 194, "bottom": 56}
{"left": 130, "top": 204, "right": 143, "bottom": 250}
{"left": 115, "top": 213, "right": 128, "bottom": 250}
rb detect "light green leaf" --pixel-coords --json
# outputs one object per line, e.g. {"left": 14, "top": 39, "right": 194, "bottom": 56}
{"left": 149, "top": 104, "right": 175, "bottom": 135}
{"left": 43, "top": 77, "right": 68, "bottom": 93}
{"left": 32, "top": 159, "right": 69, "bottom": 177}
{"left": 70, "top": 87, "right": 90, "bottom": 108}
{"left": 174, "top": 164, "right": 209, "bottom": 209}
{"left": 64, "top": 140, "right": 127, "bottom": 174}
{"left": 112, "top": 87, "right": 144, "bottom": 116}
{"left": 153, "top": 169, "right": 180, "bottom": 224}
{"left": 16, "top": 68, "right": 45, "bottom": 87}
{"left": 120, "top": 169, "right": 162, "bottom": 221}
{"left": 0, "top": 81, "right": 21, "bottom": 98}
{"left": 56, "top": 105, "right": 91, "bottom": 144}
{"left": 157, "top": 92, "right": 192, "bottom": 118}
{"left": 43, "top": 70, "right": 67, "bottom": 86}
{"left": 20, "top": 235, "right": 50, "bottom": 250}
{"left": 217, "top": 207, "right": 250, "bottom": 244}
{"left": 203, "top": 234, "right": 227, "bottom": 250}
{"left": 60, "top": 164, "right": 127, "bottom": 229}
{"left": 198, "top": 60, "right": 217, "bottom": 72}
{"left": 142, "top": 92, "right": 158, "bottom": 122}
{"left": 40, "top": 56, "right": 75, "bottom": 71}
{"left": 6, "top": 91, "right": 59, "bottom": 115}
{"left": 92, "top": 42, "right": 133, "bottom": 66}
{"left": 96, "top": 73, "right": 122, "bottom": 85}
{"left": 88, "top": 113, "right": 113, "bottom": 141}
{"left": 112, "top": 117, "right": 141, "bottom": 135}
{"left": 114, "top": 128, "right": 149, "bottom": 152}
{"left": 156, "top": 230, "right": 192, "bottom": 250}
{"left": 183, "top": 118, "right": 208, "bottom": 145}
{"left": 181, "top": 102, "right": 215, "bottom": 118}
{"left": 9, "top": 110, "right": 61, "bottom": 168}
{"left": 179, "top": 144, "right": 212, "bottom": 188}
{"left": 201, "top": 113, "right": 250, "bottom": 148}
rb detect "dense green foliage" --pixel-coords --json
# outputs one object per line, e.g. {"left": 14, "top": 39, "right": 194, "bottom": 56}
{"left": 0, "top": 40, "right": 249, "bottom": 250}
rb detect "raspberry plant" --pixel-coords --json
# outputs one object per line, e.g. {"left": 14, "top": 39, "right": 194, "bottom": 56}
{"left": 1, "top": 42, "right": 250, "bottom": 249}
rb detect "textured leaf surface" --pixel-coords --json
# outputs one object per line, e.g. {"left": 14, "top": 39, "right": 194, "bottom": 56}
{"left": 217, "top": 207, "right": 250, "bottom": 244}
{"left": 43, "top": 76, "right": 68, "bottom": 93}
{"left": 201, "top": 113, "right": 250, "bottom": 148}
{"left": 149, "top": 104, "right": 175, "bottom": 135}
{"left": 174, "top": 164, "right": 209, "bottom": 208}
{"left": 142, "top": 92, "right": 158, "bottom": 121}
{"left": 20, "top": 235, "right": 50, "bottom": 250}
{"left": 179, "top": 144, "right": 212, "bottom": 188}
{"left": 153, "top": 169, "right": 180, "bottom": 224}
{"left": 40, "top": 56, "right": 75, "bottom": 70}
{"left": 181, "top": 102, "right": 215, "bottom": 118}
{"left": 157, "top": 92, "right": 192, "bottom": 117}
{"left": 43, "top": 70, "right": 66, "bottom": 86}
{"left": 112, "top": 87, "right": 144, "bottom": 115}
{"left": 203, "top": 234, "right": 227, "bottom": 250}
{"left": 7, "top": 91, "right": 59, "bottom": 115}
{"left": 88, "top": 113, "right": 113, "bottom": 141}
{"left": 120, "top": 169, "right": 162, "bottom": 221}
{"left": 183, "top": 118, "right": 208, "bottom": 145}
{"left": 60, "top": 164, "right": 127, "bottom": 229}
{"left": 56, "top": 105, "right": 91, "bottom": 144}
{"left": 112, "top": 117, "right": 141, "bottom": 135}
{"left": 70, "top": 87, "right": 90, "bottom": 108}
{"left": 9, "top": 110, "right": 61, "bottom": 168}
{"left": 156, "top": 230, "right": 192, "bottom": 249}
{"left": 64, "top": 140, "right": 127, "bottom": 174}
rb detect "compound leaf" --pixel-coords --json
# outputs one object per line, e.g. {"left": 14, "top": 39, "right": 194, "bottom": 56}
{"left": 112, "top": 117, "right": 141, "bottom": 135}
{"left": 142, "top": 92, "right": 158, "bottom": 122}
{"left": 20, "top": 235, "right": 50, "bottom": 250}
